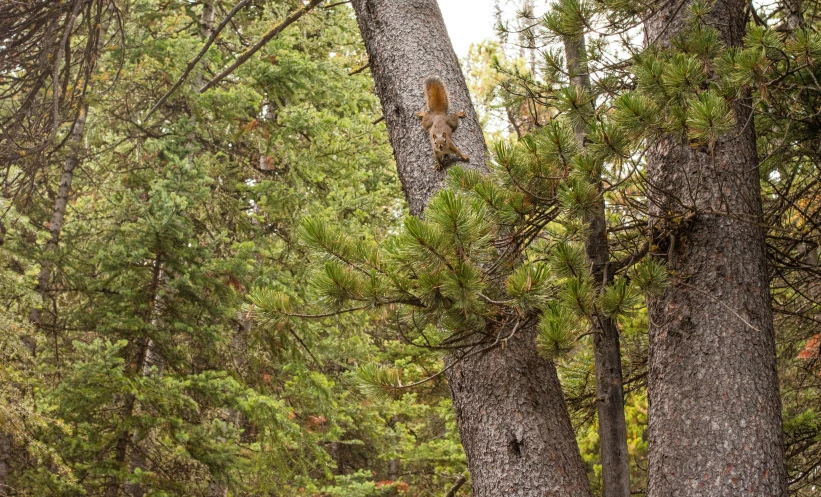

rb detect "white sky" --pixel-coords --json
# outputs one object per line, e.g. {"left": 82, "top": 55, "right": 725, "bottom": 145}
{"left": 439, "top": 0, "right": 497, "bottom": 58}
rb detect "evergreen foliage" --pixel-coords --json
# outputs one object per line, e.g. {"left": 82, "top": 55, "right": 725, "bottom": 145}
{"left": 2, "top": 0, "right": 821, "bottom": 494}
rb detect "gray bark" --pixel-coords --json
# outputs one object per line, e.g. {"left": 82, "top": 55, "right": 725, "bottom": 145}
{"left": 351, "top": 1, "right": 592, "bottom": 495}
{"left": 107, "top": 257, "right": 163, "bottom": 497}
{"left": 0, "top": 102, "right": 86, "bottom": 490}
{"left": 351, "top": 0, "right": 487, "bottom": 216}
{"left": 125, "top": 3, "right": 216, "bottom": 492}
{"left": 30, "top": 104, "right": 88, "bottom": 327}
{"left": 644, "top": 3, "right": 787, "bottom": 496}
{"left": 446, "top": 326, "right": 593, "bottom": 497}
{"left": 565, "top": 33, "right": 631, "bottom": 497}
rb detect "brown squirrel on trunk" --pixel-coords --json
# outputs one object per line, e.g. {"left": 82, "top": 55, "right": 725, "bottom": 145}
{"left": 417, "top": 77, "right": 469, "bottom": 168}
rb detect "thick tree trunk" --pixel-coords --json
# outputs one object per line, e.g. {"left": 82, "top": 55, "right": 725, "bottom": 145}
{"left": 351, "top": 1, "right": 591, "bottom": 495}
{"left": 644, "top": 3, "right": 787, "bottom": 496}
{"left": 565, "top": 33, "right": 631, "bottom": 497}
{"left": 351, "top": 0, "right": 487, "bottom": 216}
{"left": 446, "top": 327, "right": 593, "bottom": 496}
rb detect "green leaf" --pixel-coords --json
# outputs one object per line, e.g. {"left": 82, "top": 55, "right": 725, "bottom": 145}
{"left": 632, "top": 257, "right": 670, "bottom": 295}
{"left": 549, "top": 241, "right": 588, "bottom": 279}
{"left": 355, "top": 363, "right": 404, "bottom": 401}
{"left": 506, "top": 262, "right": 552, "bottom": 312}
{"left": 558, "top": 175, "right": 599, "bottom": 219}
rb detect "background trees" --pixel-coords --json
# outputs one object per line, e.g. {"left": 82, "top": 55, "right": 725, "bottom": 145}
{"left": 2, "top": 0, "right": 821, "bottom": 496}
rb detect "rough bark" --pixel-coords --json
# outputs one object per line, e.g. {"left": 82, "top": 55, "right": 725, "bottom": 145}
{"left": 125, "top": 4, "right": 217, "bottom": 492}
{"left": 565, "top": 32, "right": 631, "bottom": 497}
{"left": 351, "top": 1, "right": 592, "bottom": 495}
{"left": 351, "top": 0, "right": 487, "bottom": 216}
{"left": 783, "top": 0, "right": 804, "bottom": 30}
{"left": 446, "top": 326, "right": 593, "bottom": 496}
{"left": 0, "top": 100, "right": 86, "bottom": 486}
{"left": 644, "top": 3, "right": 787, "bottom": 496}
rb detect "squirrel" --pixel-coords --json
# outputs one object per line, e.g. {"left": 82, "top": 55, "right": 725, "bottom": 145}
{"left": 417, "top": 77, "right": 469, "bottom": 168}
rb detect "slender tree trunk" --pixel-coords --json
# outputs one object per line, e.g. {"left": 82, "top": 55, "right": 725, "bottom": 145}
{"left": 0, "top": 101, "right": 86, "bottom": 488}
{"left": 205, "top": 312, "right": 250, "bottom": 497}
{"left": 565, "top": 32, "right": 631, "bottom": 497}
{"left": 125, "top": 4, "right": 217, "bottom": 493}
{"left": 351, "top": 1, "right": 592, "bottom": 495}
{"left": 29, "top": 104, "right": 88, "bottom": 328}
{"left": 199, "top": 5, "right": 232, "bottom": 496}
{"left": 0, "top": 433, "right": 10, "bottom": 496}
{"left": 107, "top": 256, "right": 163, "bottom": 497}
{"left": 123, "top": 336, "right": 162, "bottom": 497}
{"left": 644, "top": 3, "right": 787, "bottom": 496}
{"left": 5, "top": 102, "right": 90, "bottom": 497}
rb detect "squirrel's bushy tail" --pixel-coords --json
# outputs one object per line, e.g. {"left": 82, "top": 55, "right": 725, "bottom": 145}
{"left": 423, "top": 77, "right": 449, "bottom": 114}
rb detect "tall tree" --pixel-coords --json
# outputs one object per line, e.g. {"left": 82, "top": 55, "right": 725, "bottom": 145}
{"left": 563, "top": 25, "right": 631, "bottom": 497}
{"left": 642, "top": 1, "right": 787, "bottom": 495}
{"left": 349, "top": 1, "right": 592, "bottom": 495}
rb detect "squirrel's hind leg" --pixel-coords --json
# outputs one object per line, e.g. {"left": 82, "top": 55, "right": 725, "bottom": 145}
{"left": 418, "top": 112, "right": 434, "bottom": 130}
{"left": 446, "top": 111, "right": 466, "bottom": 130}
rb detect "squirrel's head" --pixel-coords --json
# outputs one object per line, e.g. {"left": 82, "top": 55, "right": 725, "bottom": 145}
{"left": 432, "top": 131, "right": 449, "bottom": 152}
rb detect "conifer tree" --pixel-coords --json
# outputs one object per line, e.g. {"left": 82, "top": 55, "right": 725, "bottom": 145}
{"left": 638, "top": 2, "right": 787, "bottom": 494}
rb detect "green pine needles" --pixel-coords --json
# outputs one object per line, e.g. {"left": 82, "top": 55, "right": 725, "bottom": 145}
{"left": 250, "top": 112, "right": 667, "bottom": 397}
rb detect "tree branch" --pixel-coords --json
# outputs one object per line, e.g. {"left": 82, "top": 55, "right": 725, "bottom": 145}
{"left": 199, "top": 0, "right": 324, "bottom": 94}
{"left": 144, "top": 0, "right": 253, "bottom": 119}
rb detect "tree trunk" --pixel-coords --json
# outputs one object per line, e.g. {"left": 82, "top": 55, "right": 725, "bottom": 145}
{"left": 644, "top": 3, "right": 787, "bottom": 496}
{"left": 351, "top": 1, "right": 592, "bottom": 495}
{"left": 783, "top": 0, "right": 804, "bottom": 30}
{"left": 0, "top": 433, "right": 10, "bottom": 496}
{"left": 351, "top": 0, "right": 487, "bottom": 216}
{"left": 565, "top": 32, "right": 631, "bottom": 497}
{"left": 29, "top": 104, "right": 88, "bottom": 328}
{"left": 107, "top": 256, "right": 163, "bottom": 497}
{"left": 446, "top": 326, "right": 593, "bottom": 496}
{"left": 0, "top": 100, "right": 86, "bottom": 486}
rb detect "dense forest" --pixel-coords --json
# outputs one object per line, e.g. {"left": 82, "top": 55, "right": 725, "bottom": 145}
{"left": 1, "top": 0, "right": 820, "bottom": 495}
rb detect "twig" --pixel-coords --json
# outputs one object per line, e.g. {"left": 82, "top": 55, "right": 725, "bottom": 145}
{"left": 199, "top": 0, "right": 324, "bottom": 93}
{"left": 144, "top": 0, "right": 253, "bottom": 119}
{"left": 391, "top": 319, "right": 526, "bottom": 390}
{"left": 445, "top": 473, "right": 468, "bottom": 497}
{"left": 678, "top": 281, "right": 762, "bottom": 333}
{"left": 349, "top": 62, "right": 370, "bottom": 75}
